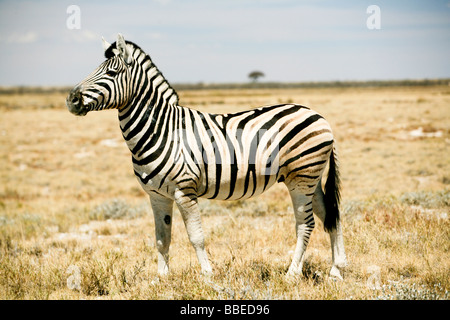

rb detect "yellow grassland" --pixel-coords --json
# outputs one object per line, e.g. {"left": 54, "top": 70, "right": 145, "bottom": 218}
{"left": 0, "top": 85, "right": 448, "bottom": 299}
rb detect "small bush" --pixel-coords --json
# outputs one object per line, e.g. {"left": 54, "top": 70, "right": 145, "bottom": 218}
{"left": 89, "top": 199, "right": 148, "bottom": 220}
{"left": 400, "top": 191, "right": 450, "bottom": 208}
{"left": 377, "top": 281, "right": 449, "bottom": 300}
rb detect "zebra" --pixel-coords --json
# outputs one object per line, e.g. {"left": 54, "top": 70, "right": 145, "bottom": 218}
{"left": 66, "top": 34, "right": 347, "bottom": 280}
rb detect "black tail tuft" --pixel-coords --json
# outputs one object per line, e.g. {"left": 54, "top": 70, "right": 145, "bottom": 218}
{"left": 323, "top": 148, "right": 341, "bottom": 232}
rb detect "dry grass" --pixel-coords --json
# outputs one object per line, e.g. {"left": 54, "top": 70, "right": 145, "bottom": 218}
{"left": 0, "top": 85, "right": 449, "bottom": 300}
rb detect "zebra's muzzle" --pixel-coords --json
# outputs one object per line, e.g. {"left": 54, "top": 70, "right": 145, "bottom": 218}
{"left": 66, "top": 87, "right": 88, "bottom": 116}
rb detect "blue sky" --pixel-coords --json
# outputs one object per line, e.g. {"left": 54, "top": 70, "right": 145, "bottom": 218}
{"left": 0, "top": 0, "right": 449, "bottom": 86}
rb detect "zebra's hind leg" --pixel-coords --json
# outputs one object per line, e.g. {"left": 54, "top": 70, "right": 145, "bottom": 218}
{"left": 149, "top": 193, "right": 174, "bottom": 276}
{"left": 174, "top": 191, "right": 213, "bottom": 276}
{"left": 286, "top": 190, "right": 315, "bottom": 279}
{"left": 312, "top": 180, "right": 348, "bottom": 280}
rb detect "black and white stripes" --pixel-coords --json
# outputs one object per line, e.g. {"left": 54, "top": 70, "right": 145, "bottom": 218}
{"left": 66, "top": 34, "right": 347, "bottom": 279}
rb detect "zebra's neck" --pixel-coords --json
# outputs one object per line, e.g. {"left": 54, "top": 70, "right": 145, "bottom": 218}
{"left": 118, "top": 45, "right": 179, "bottom": 152}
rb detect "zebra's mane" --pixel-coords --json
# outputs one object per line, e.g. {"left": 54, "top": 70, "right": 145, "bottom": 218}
{"left": 104, "top": 40, "right": 142, "bottom": 59}
{"left": 104, "top": 40, "right": 179, "bottom": 106}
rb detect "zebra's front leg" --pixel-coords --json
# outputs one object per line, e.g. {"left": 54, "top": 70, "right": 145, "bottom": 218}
{"left": 286, "top": 191, "right": 315, "bottom": 279}
{"left": 150, "top": 193, "right": 174, "bottom": 276}
{"left": 175, "top": 191, "right": 212, "bottom": 275}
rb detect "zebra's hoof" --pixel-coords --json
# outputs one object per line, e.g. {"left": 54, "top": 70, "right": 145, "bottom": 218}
{"left": 329, "top": 266, "right": 343, "bottom": 281}
{"left": 285, "top": 270, "right": 303, "bottom": 283}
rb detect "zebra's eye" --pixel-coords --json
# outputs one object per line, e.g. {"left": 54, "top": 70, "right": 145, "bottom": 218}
{"left": 106, "top": 69, "right": 117, "bottom": 77}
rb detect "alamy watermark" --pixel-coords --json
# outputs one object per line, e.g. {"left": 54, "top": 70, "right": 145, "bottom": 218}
{"left": 66, "top": 5, "right": 81, "bottom": 30}
{"left": 66, "top": 5, "right": 381, "bottom": 31}
{"left": 366, "top": 5, "right": 381, "bottom": 30}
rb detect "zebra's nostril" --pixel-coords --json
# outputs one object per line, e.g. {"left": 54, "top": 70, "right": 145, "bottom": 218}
{"left": 72, "top": 96, "right": 79, "bottom": 104}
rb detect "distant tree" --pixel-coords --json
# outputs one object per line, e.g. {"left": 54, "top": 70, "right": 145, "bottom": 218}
{"left": 248, "top": 71, "right": 265, "bottom": 83}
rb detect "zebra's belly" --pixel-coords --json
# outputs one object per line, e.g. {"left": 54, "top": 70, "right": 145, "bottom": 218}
{"left": 133, "top": 160, "right": 280, "bottom": 201}
{"left": 196, "top": 162, "right": 281, "bottom": 201}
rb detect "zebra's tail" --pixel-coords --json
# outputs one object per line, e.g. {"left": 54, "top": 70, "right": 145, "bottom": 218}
{"left": 323, "top": 147, "right": 341, "bottom": 232}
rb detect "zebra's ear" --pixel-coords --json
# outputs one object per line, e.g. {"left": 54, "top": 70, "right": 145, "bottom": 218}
{"left": 116, "top": 33, "right": 132, "bottom": 65}
{"left": 102, "top": 36, "right": 111, "bottom": 52}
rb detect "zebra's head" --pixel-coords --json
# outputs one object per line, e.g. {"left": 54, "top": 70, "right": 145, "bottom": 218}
{"left": 66, "top": 34, "right": 134, "bottom": 116}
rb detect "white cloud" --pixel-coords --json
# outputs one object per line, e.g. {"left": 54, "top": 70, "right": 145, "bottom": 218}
{"left": 63, "top": 29, "right": 99, "bottom": 43}
{"left": 4, "top": 31, "right": 39, "bottom": 44}
{"left": 153, "top": 0, "right": 171, "bottom": 5}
